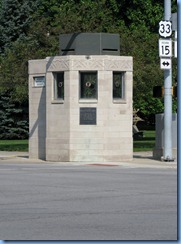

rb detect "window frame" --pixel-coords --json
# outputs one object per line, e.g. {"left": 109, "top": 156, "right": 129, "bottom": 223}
{"left": 53, "top": 72, "right": 64, "bottom": 101}
{"left": 79, "top": 71, "right": 98, "bottom": 100}
{"left": 112, "top": 71, "right": 125, "bottom": 100}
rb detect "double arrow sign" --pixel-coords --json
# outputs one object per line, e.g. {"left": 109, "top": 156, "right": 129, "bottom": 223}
{"left": 163, "top": 61, "right": 170, "bottom": 66}
{"left": 160, "top": 58, "right": 171, "bottom": 69}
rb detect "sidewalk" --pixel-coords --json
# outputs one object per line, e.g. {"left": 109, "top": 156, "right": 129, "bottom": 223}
{"left": 0, "top": 151, "right": 177, "bottom": 169}
{"left": 0, "top": 151, "right": 29, "bottom": 160}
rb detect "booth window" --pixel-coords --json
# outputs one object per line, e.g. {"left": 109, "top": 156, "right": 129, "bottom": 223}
{"left": 80, "top": 72, "right": 97, "bottom": 99}
{"left": 113, "top": 72, "right": 125, "bottom": 99}
{"left": 53, "top": 72, "right": 64, "bottom": 100}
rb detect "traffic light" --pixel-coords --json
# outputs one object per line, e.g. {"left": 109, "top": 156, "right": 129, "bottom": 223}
{"left": 173, "top": 86, "right": 177, "bottom": 98}
{"left": 153, "top": 86, "right": 177, "bottom": 98}
{"left": 153, "top": 86, "right": 164, "bottom": 98}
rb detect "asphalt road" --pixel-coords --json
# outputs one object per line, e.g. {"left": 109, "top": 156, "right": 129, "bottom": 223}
{"left": 0, "top": 161, "right": 177, "bottom": 240}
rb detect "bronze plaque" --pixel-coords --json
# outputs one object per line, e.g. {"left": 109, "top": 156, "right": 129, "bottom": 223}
{"left": 80, "top": 108, "right": 96, "bottom": 125}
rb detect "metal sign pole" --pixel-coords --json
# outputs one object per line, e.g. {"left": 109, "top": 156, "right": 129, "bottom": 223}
{"left": 163, "top": 0, "right": 173, "bottom": 161}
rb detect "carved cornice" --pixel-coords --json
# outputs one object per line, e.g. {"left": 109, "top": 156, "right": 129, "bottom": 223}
{"left": 72, "top": 59, "right": 104, "bottom": 70}
{"left": 46, "top": 56, "right": 133, "bottom": 72}
{"left": 47, "top": 59, "right": 69, "bottom": 72}
{"left": 104, "top": 59, "right": 132, "bottom": 71}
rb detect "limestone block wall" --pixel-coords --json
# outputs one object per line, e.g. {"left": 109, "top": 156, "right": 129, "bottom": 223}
{"left": 45, "top": 71, "right": 70, "bottom": 161}
{"left": 29, "top": 55, "right": 133, "bottom": 162}
{"left": 46, "top": 55, "right": 133, "bottom": 162}
{"left": 28, "top": 59, "right": 47, "bottom": 160}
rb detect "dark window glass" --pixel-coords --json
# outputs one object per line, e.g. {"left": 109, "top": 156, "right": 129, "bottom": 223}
{"left": 113, "top": 72, "right": 124, "bottom": 99}
{"left": 54, "top": 72, "right": 64, "bottom": 99}
{"left": 80, "top": 72, "right": 97, "bottom": 99}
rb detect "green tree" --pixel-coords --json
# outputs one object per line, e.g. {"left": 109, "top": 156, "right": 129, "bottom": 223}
{"left": 0, "top": 0, "right": 38, "bottom": 52}
{"left": 0, "top": 41, "right": 29, "bottom": 102}
{"left": 0, "top": 91, "right": 29, "bottom": 139}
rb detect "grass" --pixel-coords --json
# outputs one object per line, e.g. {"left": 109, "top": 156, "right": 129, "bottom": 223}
{"left": 133, "top": 130, "right": 155, "bottom": 152}
{"left": 0, "top": 140, "right": 28, "bottom": 151}
{"left": 0, "top": 131, "right": 155, "bottom": 152}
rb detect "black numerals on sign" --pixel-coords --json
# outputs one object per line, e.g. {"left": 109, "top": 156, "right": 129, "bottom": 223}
{"left": 159, "top": 21, "right": 172, "bottom": 38}
{"left": 161, "top": 45, "right": 170, "bottom": 55}
{"left": 159, "top": 23, "right": 171, "bottom": 34}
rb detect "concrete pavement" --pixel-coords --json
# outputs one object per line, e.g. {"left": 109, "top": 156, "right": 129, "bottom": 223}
{"left": 0, "top": 160, "right": 177, "bottom": 240}
{"left": 0, "top": 151, "right": 177, "bottom": 240}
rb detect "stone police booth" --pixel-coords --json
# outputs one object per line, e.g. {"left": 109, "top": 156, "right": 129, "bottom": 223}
{"left": 28, "top": 33, "right": 133, "bottom": 162}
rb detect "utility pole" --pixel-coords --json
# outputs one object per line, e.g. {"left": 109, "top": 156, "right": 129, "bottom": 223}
{"left": 163, "top": 0, "right": 174, "bottom": 161}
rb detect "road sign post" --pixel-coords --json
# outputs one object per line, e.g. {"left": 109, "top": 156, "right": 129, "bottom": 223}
{"left": 161, "top": 0, "right": 174, "bottom": 161}
{"left": 158, "top": 0, "right": 174, "bottom": 161}
{"left": 174, "top": 31, "right": 177, "bottom": 58}
{"left": 171, "top": 13, "right": 177, "bottom": 58}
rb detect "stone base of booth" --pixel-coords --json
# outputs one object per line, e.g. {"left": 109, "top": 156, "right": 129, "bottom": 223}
{"left": 44, "top": 138, "right": 133, "bottom": 162}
